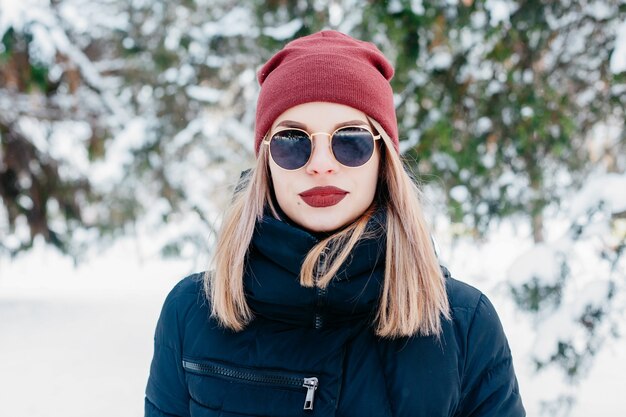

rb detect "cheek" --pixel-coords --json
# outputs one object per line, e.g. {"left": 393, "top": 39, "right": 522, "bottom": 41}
{"left": 269, "top": 164, "right": 298, "bottom": 206}
{"left": 268, "top": 163, "right": 283, "bottom": 197}
{"left": 364, "top": 151, "right": 381, "bottom": 193}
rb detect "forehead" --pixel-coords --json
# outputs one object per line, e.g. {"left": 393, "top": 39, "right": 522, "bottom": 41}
{"left": 271, "top": 102, "right": 370, "bottom": 131}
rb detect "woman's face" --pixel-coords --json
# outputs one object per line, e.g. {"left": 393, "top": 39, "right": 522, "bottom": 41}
{"left": 267, "top": 101, "right": 380, "bottom": 233}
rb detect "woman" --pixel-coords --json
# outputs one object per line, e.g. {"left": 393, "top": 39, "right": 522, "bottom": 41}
{"left": 145, "top": 30, "right": 525, "bottom": 417}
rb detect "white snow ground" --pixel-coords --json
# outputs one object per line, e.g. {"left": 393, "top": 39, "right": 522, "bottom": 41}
{"left": 0, "top": 233, "right": 625, "bottom": 417}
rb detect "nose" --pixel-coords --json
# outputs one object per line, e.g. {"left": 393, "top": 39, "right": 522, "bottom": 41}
{"left": 305, "top": 133, "right": 340, "bottom": 175}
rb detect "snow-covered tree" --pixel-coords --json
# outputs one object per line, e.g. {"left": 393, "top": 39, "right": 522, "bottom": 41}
{"left": 355, "top": 0, "right": 626, "bottom": 241}
{"left": 0, "top": 0, "right": 132, "bottom": 257}
{"left": 508, "top": 169, "right": 626, "bottom": 415}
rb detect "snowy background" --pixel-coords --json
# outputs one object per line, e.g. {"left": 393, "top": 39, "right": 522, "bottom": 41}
{"left": 1, "top": 0, "right": 626, "bottom": 416}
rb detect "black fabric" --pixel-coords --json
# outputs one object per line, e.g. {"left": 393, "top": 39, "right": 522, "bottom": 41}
{"left": 244, "top": 207, "right": 386, "bottom": 328}
{"left": 145, "top": 212, "right": 526, "bottom": 417}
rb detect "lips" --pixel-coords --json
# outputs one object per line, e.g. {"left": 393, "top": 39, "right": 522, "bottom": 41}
{"left": 299, "top": 186, "right": 348, "bottom": 208}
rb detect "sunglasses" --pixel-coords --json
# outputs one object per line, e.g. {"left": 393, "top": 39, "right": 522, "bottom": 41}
{"left": 262, "top": 125, "right": 381, "bottom": 170}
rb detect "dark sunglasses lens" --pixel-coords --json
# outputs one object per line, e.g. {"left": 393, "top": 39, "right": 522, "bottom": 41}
{"left": 332, "top": 127, "right": 375, "bottom": 167}
{"left": 270, "top": 130, "right": 311, "bottom": 170}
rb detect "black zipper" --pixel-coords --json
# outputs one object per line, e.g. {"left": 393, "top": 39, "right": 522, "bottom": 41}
{"left": 182, "top": 359, "right": 319, "bottom": 411}
{"left": 314, "top": 286, "right": 327, "bottom": 329}
{"left": 314, "top": 252, "right": 328, "bottom": 329}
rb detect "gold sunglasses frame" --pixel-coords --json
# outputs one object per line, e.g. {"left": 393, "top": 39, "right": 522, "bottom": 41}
{"left": 262, "top": 125, "right": 382, "bottom": 171}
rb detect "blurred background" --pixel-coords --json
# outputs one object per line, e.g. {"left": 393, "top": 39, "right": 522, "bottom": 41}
{"left": 0, "top": 0, "right": 625, "bottom": 416}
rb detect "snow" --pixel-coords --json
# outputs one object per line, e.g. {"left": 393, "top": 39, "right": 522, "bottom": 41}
{"left": 262, "top": 18, "right": 303, "bottom": 40}
{"left": 431, "top": 152, "right": 459, "bottom": 172}
{"left": 329, "top": 3, "right": 343, "bottom": 27}
{"left": 1, "top": 3, "right": 130, "bottom": 128}
{"left": 171, "top": 117, "right": 205, "bottom": 148}
{"left": 0, "top": 238, "right": 193, "bottom": 417}
{"left": 386, "top": 0, "right": 403, "bottom": 14}
{"left": 398, "top": 129, "right": 421, "bottom": 154}
{"left": 586, "top": 1, "right": 613, "bottom": 21}
{"left": 481, "top": 151, "right": 496, "bottom": 169}
{"left": 531, "top": 307, "right": 578, "bottom": 361}
{"left": 471, "top": 11, "right": 487, "bottom": 29}
{"left": 587, "top": 120, "right": 623, "bottom": 162}
{"left": 164, "top": 26, "right": 182, "bottom": 50}
{"left": 16, "top": 116, "right": 48, "bottom": 154}
{"left": 610, "top": 20, "right": 626, "bottom": 73}
{"left": 202, "top": 7, "right": 258, "bottom": 38}
{"left": 30, "top": 22, "right": 57, "bottom": 64}
{"left": 0, "top": 0, "right": 31, "bottom": 37}
{"left": 335, "top": 0, "right": 363, "bottom": 34}
{"left": 89, "top": 118, "right": 148, "bottom": 186}
{"left": 176, "top": 64, "right": 196, "bottom": 86}
{"left": 476, "top": 117, "right": 493, "bottom": 135}
{"left": 570, "top": 280, "right": 613, "bottom": 315}
{"left": 221, "top": 116, "right": 255, "bottom": 155}
{"left": 205, "top": 54, "right": 227, "bottom": 68}
{"left": 48, "top": 121, "right": 92, "bottom": 177}
{"left": 450, "top": 185, "right": 470, "bottom": 202}
{"left": 428, "top": 48, "right": 453, "bottom": 70}
{"left": 410, "top": 0, "right": 425, "bottom": 16}
{"left": 186, "top": 85, "right": 223, "bottom": 103}
{"left": 521, "top": 106, "right": 534, "bottom": 118}
{"left": 484, "top": 0, "right": 519, "bottom": 27}
{"left": 530, "top": 277, "right": 613, "bottom": 364}
{"left": 495, "top": 170, "right": 626, "bottom": 415}
{"left": 569, "top": 173, "right": 626, "bottom": 218}
{"left": 58, "top": 1, "right": 89, "bottom": 33}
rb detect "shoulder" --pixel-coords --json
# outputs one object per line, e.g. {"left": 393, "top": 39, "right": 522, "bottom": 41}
{"left": 442, "top": 265, "right": 483, "bottom": 310}
{"left": 161, "top": 272, "right": 206, "bottom": 316}
{"left": 154, "top": 272, "right": 208, "bottom": 348}
{"left": 439, "top": 268, "right": 525, "bottom": 415}
{"left": 166, "top": 271, "right": 205, "bottom": 300}
{"left": 441, "top": 265, "right": 508, "bottom": 347}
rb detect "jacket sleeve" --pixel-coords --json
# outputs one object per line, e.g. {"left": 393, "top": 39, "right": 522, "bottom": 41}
{"left": 145, "top": 281, "right": 191, "bottom": 417}
{"left": 456, "top": 294, "right": 525, "bottom": 417}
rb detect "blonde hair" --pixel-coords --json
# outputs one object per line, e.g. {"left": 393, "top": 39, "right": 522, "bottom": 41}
{"left": 205, "top": 116, "right": 450, "bottom": 337}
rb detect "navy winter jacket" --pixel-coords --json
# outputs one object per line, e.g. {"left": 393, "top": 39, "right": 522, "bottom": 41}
{"left": 145, "top": 208, "right": 525, "bottom": 416}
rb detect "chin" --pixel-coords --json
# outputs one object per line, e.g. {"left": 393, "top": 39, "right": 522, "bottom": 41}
{"left": 297, "top": 219, "right": 337, "bottom": 233}
{"left": 299, "top": 211, "right": 354, "bottom": 233}
{"left": 304, "top": 222, "right": 343, "bottom": 233}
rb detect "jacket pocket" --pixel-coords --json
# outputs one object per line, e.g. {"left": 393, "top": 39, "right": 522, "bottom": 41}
{"left": 182, "top": 357, "right": 319, "bottom": 416}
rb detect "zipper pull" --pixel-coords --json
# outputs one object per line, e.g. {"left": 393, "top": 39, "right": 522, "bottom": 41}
{"left": 302, "top": 377, "right": 319, "bottom": 411}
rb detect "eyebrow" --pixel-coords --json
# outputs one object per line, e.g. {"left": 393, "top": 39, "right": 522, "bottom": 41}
{"left": 275, "top": 119, "right": 370, "bottom": 130}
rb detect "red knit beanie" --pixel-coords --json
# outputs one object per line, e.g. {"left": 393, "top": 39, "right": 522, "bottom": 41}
{"left": 254, "top": 30, "right": 399, "bottom": 155}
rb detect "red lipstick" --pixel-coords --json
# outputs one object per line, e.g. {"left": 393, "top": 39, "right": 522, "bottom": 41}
{"left": 299, "top": 186, "right": 348, "bottom": 208}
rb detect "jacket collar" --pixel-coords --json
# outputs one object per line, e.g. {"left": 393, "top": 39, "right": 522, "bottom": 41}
{"left": 243, "top": 206, "right": 387, "bottom": 328}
